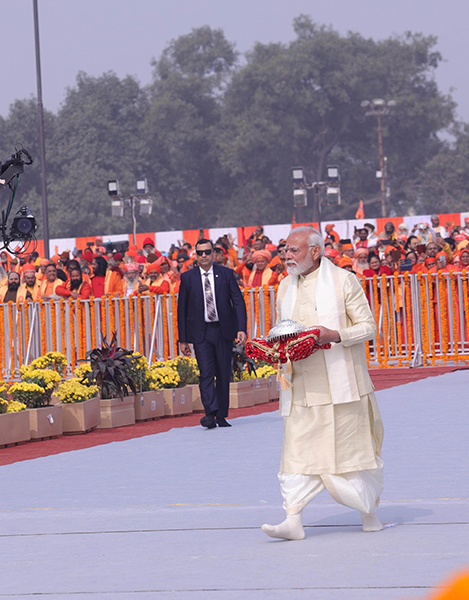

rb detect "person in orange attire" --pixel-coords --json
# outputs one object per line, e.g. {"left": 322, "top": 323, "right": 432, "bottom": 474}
{"left": 405, "top": 251, "right": 427, "bottom": 274}
{"left": 65, "top": 259, "right": 91, "bottom": 285}
{"left": 235, "top": 251, "right": 255, "bottom": 286}
{"left": 352, "top": 248, "right": 369, "bottom": 275}
{"left": 9, "top": 257, "right": 20, "bottom": 274}
{"left": 20, "top": 264, "right": 41, "bottom": 301}
{"left": 268, "top": 243, "right": 288, "bottom": 286}
{"left": 379, "top": 221, "right": 398, "bottom": 241}
{"left": 340, "top": 240, "right": 354, "bottom": 259}
{"left": 324, "top": 224, "right": 340, "bottom": 244}
{"left": 40, "top": 264, "right": 63, "bottom": 300}
{"left": 213, "top": 245, "right": 229, "bottom": 266}
{"left": 353, "top": 228, "right": 370, "bottom": 249}
{"left": 176, "top": 253, "right": 191, "bottom": 273}
{"left": 123, "top": 262, "right": 141, "bottom": 296}
{"left": 221, "top": 234, "right": 238, "bottom": 268}
{"left": 36, "top": 258, "right": 49, "bottom": 282}
{"left": 0, "top": 272, "right": 32, "bottom": 302}
{"left": 156, "top": 256, "right": 179, "bottom": 293}
{"left": 338, "top": 256, "right": 354, "bottom": 272}
{"left": 56, "top": 268, "right": 92, "bottom": 300}
{"left": 246, "top": 250, "right": 272, "bottom": 287}
{"left": 137, "top": 263, "right": 170, "bottom": 295}
{"left": 324, "top": 248, "right": 340, "bottom": 263}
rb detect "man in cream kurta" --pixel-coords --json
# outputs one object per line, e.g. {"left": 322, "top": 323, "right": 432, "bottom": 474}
{"left": 262, "top": 226, "right": 384, "bottom": 541}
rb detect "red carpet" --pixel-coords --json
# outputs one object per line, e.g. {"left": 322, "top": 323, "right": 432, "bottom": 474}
{"left": 1, "top": 365, "right": 467, "bottom": 466}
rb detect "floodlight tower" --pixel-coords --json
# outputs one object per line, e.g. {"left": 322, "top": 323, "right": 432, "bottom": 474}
{"left": 107, "top": 178, "right": 152, "bottom": 245}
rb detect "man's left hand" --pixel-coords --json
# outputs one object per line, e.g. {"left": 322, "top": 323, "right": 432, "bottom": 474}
{"left": 236, "top": 331, "right": 247, "bottom": 346}
{"left": 316, "top": 326, "right": 341, "bottom": 345}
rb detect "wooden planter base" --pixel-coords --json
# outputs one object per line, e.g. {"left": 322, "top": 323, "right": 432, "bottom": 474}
{"left": 229, "top": 381, "right": 255, "bottom": 409}
{"left": 97, "top": 395, "right": 136, "bottom": 429}
{"left": 134, "top": 390, "right": 165, "bottom": 421}
{"left": 253, "top": 378, "right": 270, "bottom": 405}
{"left": 186, "top": 384, "right": 203, "bottom": 412}
{"left": 0, "top": 411, "right": 31, "bottom": 447}
{"left": 267, "top": 374, "right": 280, "bottom": 401}
{"left": 162, "top": 387, "right": 193, "bottom": 416}
{"left": 29, "top": 406, "right": 63, "bottom": 440}
{"left": 60, "top": 397, "right": 101, "bottom": 434}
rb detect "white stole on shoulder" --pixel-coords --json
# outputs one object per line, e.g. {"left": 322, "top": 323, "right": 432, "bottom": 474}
{"left": 279, "top": 257, "right": 360, "bottom": 416}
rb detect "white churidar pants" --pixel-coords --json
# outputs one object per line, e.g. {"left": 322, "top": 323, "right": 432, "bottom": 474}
{"left": 279, "top": 457, "right": 384, "bottom": 515}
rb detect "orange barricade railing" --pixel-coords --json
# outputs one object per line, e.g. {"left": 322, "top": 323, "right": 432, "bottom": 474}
{"left": 1, "top": 274, "right": 469, "bottom": 379}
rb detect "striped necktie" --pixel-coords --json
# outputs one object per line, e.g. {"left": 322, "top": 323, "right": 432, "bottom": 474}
{"left": 204, "top": 273, "right": 217, "bottom": 321}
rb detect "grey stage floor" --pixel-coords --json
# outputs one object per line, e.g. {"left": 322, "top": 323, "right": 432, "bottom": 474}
{"left": 0, "top": 371, "right": 468, "bottom": 599}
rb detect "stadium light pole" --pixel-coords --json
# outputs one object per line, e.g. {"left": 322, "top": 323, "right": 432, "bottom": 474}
{"left": 33, "top": 0, "right": 50, "bottom": 258}
{"left": 361, "top": 99, "right": 396, "bottom": 218}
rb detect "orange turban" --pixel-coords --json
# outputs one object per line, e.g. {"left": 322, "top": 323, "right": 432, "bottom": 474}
{"left": 22, "top": 263, "right": 36, "bottom": 273}
{"left": 146, "top": 263, "right": 160, "bottom": 273}
{"left": 342, "top": 243, "right": 353, "bottom": 251}
{"left": 354, "top": 248, "right": 369, "bottom": 259}
{"left": 39, "top": 258, "right": 49, "bottom": 266}
{"left": 339, "top": 256, "right": 353, "bottom": 268}
{"left": 127, "top": 244, "right": 138, "bottom": 258}
{"left": 325, "top": 224, "right": 335, "bottom": 233}
{"left": 252, "top": 250, "right": 271, "bottom": 263}
{"left": 156, "top": 256, "right": 173, "bottom": 268}
{"left": 325, "top": 248, "right": 340, "bottom": 258}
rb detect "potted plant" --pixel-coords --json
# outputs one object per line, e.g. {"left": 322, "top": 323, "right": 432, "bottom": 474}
{"left": 230, "top": 345, "right": 257, "bottom": 409}
{"left": 173, "top": 356, "right": 200, "bottom": 412}
{"left": 29, "top": 351, "right": 68, "bottom": 375}
{"left": 19, "top": 366, "right": 62, "bottom": 406}
{"left": 9, "top": 380, "right": 63, "bottom": 440}
{"left": 0, "top": 384, "right": 30, "bottom": 447}
{"left": 83, "top": 332, "right": 137, "bottom": 429}
{"left": 129, "top": 354, "right": 165, "bottom": 421}
{"left": 149, "top": 362, "right": 192, "bottom": 417}
{"left": 27, "top": 352, "right": 68, "bottom": 403}
{"left": 55, "top": 379, "right": 101, "bottom": 434}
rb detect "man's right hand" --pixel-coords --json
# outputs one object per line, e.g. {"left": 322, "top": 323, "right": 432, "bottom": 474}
{"left": 179, "top": 342, "right": 190, "bottom": 356}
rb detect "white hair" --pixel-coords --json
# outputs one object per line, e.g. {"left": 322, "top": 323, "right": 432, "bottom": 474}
{"left": 288, "top": 226, "right": 324, "bottom": 256}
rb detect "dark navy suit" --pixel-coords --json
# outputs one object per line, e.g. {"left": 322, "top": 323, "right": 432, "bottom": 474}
{"left": 177, "top": 263, "right": 247, "bottom": 418}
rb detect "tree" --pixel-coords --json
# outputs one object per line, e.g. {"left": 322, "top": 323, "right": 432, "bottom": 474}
{"left": 414, "top": 123, "right": 469, "bottom": 213}
{"left": 215, "top": 17, "right": 456, "bottom": 224}
{"left": 142, "top": 26, "right": 238, "bottom": 230}
{"left": 49, "top": 71, "right": 148, "bottom": 238}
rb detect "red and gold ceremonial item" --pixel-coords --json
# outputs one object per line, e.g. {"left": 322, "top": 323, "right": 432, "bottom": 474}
{"left": 245, "top": 320, "right": 331, "bottom": 389}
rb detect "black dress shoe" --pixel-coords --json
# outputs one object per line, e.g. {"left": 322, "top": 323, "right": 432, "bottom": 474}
{"left": 216, "top": 417, "right": 231, "bottom": 427}
{"left": 200, "top": 415, "right": 216, "bottom": 429}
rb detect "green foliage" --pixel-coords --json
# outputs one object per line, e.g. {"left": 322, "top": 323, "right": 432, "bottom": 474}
{"left": 9, "top": 382, "right": 45, "bottom": 409}
{"left": 0, "top": 20, "right": 466, "bottom": 235}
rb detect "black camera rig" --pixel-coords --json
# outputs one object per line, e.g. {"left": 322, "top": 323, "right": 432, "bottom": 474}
{"left": 0, "top": 146, "right": 37, "bottom": 254}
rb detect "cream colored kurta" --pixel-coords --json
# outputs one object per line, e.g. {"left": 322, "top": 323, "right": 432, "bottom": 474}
{"left": 278, "top": 268, "right": 383, "bottom": 475}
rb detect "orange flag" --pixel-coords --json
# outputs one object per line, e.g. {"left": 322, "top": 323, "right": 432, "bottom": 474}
{"left": 355, "top": 200, "right": 364, "bottom": 220}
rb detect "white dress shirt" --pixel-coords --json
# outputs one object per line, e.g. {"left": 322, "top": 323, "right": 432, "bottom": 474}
{"left": 200, "top": 266, "right": 219, "bottom": 322}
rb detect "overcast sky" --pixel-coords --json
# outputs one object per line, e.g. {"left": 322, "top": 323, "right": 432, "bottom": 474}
{"left": 1, "top": 0, "right": 468, "bottom": 123}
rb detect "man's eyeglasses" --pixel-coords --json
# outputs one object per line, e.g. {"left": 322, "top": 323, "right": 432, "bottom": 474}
{"left": 196, "top": 249, "right": 213, "bottom": 256}
{"left": 285, "top": 245, "right": 317, "bottom": 255}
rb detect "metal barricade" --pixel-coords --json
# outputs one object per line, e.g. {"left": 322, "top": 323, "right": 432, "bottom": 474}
{"left": 1, "top": 275, "right": 468, "bottom": 379}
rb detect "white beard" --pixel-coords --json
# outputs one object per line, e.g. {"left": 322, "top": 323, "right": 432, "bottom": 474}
{"left": 286, "top": 254, "right": 315, "bottom": 276}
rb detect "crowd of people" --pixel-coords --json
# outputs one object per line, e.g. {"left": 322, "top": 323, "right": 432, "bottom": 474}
{"left": 1, "top": 214, "right": 469, "bottom": 306}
